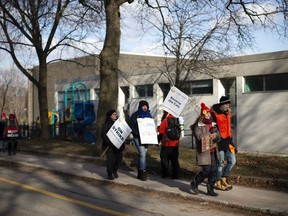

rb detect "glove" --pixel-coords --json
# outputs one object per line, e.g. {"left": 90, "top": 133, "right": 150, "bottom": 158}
{"left": 209, "top": 127, "right": 217, "bottom": 134}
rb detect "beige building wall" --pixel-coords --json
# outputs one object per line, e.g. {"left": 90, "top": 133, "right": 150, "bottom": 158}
{"left": 28, "top": 51, "right": 288, "bottom": 154}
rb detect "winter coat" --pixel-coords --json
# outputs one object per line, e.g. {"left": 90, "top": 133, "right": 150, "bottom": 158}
{"left": 193, "top": 116, "right": 220, "bottom": 166}
{"left": 101, "top": 118, "right": 125, "bottom": 152}
{"left": 0, "top": 119, "right": 7, "bottom": 141}
{"left": 211, "top": 104, "right": 233, "bottom": 151}
{"left": 4, "top": 116, "right": 19, "bottom": 142}
{"left": 158, "top": 114, "right": 179, "bottom": 147}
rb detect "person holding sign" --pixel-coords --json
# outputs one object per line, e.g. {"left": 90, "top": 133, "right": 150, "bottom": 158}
{"left": 190, "top": 103, "right": 220, "bottom": 196}
{"left": 101, "top": 109, "right": 125, "bottom": 180}
{"left": 158, "top": 111, "right": 181, "bottom": 179}
{"left": 129, "top": 100, "right": 152, "bottom": 181}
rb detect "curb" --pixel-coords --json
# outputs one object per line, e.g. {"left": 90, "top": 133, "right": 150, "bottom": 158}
{"left": 18, "top": 149, "right": 288, "bottom": 193}
{"left": 0, "top": 159, "right": 286, "bottom": 216}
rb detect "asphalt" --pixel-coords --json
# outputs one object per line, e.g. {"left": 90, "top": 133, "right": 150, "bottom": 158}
{"left": 0, "top": 152, "right": 287, "bottom": 216}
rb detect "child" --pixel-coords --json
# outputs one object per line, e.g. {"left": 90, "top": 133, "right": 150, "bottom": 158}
{"left": 190, "top": 103, "right": 221, "bottom": 196}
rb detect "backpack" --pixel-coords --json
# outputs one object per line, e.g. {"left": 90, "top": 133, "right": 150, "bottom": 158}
{"left": 166, "top": 118, "right": 181, "bottom": 140}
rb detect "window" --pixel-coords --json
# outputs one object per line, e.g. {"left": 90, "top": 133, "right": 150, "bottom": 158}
{"left": 57, "top": 89, "right": 91, "bottom": 110}
{"left": 244, "top": 73, "right": 288, "bottom": 92}
{"left": 94, "top": 89, "right": 100, "bottom": 100}
{"left": 133, "top": 84, "right": 153, "bottom": 98}
{"left": 179, "top": 79, "right": 213, "bottom": 95}
{"left": 159, "top": 83, "right": 171, "bottom": 100}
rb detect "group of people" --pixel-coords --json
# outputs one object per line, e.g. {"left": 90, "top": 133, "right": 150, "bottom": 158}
{"left": 190, "top": 96, "right": 236, "bottom": 196}
{"left": 101, "top": 96, "right": 236, "bottom": 197}
{"left": 0, "top": 113, "right": 20, "bottom": 155}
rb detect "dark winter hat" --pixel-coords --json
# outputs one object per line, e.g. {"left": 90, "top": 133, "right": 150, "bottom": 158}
{"left": 138, "top": 100, "right": 149, "bottom": 109}
{"left": 219, "top": 96, "right": 231, "bottom": 105}
{"left": 105, "top": 109, "right": 117, "bottom": 118}
{"left": 9, "top": 114, "right": 15, "bottom": 120}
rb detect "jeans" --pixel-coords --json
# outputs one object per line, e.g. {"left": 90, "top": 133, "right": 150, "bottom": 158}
{"left": 133, "top": 138, "right": 147, "bottom": 170}
{"left": 217, "top": 150, "right": 236, "bottom": 180}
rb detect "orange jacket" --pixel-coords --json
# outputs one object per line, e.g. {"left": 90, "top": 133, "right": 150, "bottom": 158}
{"left": 213, "top": 111, "right": 231, "bottom": 139}
{"left": 158, "top": 115, "right": 179, "bottom": 147}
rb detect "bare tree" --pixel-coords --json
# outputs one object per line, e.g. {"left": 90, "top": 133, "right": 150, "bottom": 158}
{"left": 0, "top": 0, "right": 103, "bottom": 140}
{"left": 138, "top": 0, "right": 288, "bottom": 88}
{"left": 80, "top": 0, "right": 134, "bottom": 147}
{"left": 0, "top": 67, "right": 27, "bottom": 122}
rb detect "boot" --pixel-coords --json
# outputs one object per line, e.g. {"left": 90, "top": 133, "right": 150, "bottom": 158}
{"left": 137, "top": 169, "right": 141, "bottom": 180}
{"left": 221, "top": 177, "right": 233, "bottom": 190}
{"left": 113, "top": 171, "right": 118, "bottom": 178}
{"left": 140, "top": 170, "right": 147, "bottom": 181}
{"left": 108, "top": 173, "right": 114, "bottom": 180}
{"left": 215, "top": 180, "right": 228, "bottom": 191}
{"left": 207, "top": 184, "right": 219, "bottom": 197}
{"left": 190, "top": 179, "right": 200, "bottom": 195}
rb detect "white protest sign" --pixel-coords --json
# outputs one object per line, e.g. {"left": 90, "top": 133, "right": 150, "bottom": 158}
{"left": 106, "top": 117, "right": 132, "bottom": 149}
{"left": 163, "top": 86, "right": 189, "bottom": 117}
{"left": 137, "top": 118, "right": 158, "bottom": 144}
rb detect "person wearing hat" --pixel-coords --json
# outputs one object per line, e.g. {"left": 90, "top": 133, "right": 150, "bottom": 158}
{"left": 190, "top": 103, "right": 221, "bottom": 196}
{"left": 101, "top": 109, "right": 125, "bottom": 180}
{"left": 211, "top": 96, "right": 236, "bottom": 191}
{"left": 4, "top": 114, "right": 19, "bottom": 155}
{"left": 128, "top": 100, "right": 152, "bottom": 181}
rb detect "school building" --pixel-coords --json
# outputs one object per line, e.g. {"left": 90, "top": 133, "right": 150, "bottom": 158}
{"left": 28, "top": 51, "right": 288, "bottom": 155}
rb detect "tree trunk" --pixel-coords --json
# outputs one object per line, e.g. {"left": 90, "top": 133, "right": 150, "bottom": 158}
{"left": 95, "top": 0, "right": 121, "bottom": 151}
{"left": 38, "top": 61, "right": 50, "bottom": 140}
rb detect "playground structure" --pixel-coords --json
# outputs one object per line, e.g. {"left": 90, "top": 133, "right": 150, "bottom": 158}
{"left": 48, "top": 82, "right": 96, "bottom": 143}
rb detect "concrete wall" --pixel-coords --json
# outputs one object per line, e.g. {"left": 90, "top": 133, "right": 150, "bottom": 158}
{"left": 28, "top": 51, "right": 288, "bottom": 154}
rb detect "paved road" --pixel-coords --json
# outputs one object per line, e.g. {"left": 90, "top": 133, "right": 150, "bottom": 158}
{"left": 0, "top": 152, "right": 287, "bottom": 216}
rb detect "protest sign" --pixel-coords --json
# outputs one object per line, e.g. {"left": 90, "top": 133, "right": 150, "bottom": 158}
{"left": 106, "top": 117, "right": 132, "bottom": 149}
{"left": 137, "top": 118, "right": 158, "bottom": 144}
{"left": 201, "top": 135, "right": 217, "bottom": 152}
{"left": 163, "top": 86, "right": 189, "bottom": 117}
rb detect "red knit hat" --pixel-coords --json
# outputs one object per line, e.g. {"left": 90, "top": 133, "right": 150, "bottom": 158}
{"left": 201, "top": 103, "right": 210, "bottom": 115}
{"left": 1, "top": 113, "right": 6, "bottom": 119}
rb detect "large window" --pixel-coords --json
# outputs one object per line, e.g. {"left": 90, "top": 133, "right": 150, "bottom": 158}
{"left": 133, "top": 84, "right": 153, "bottom": 98}
{"left": 179, "top": 79, "right": 213, "bottom": 95}
{"left": 57, "top": 89, "right": 91, "bottom": 110}
{"left": 244, "top": 73, "right": 288, "bottom": 92}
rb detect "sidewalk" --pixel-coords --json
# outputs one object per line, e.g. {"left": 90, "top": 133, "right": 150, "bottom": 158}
{"left": 0, "top": 152, "right": 287, "bottom": 216}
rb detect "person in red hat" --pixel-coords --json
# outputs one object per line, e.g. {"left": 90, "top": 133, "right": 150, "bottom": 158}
{"left": 190, "top": 103, "right": 221, "bottom": 196}
{"left": 4, "top": 114, "right": 19, "bottom": 155}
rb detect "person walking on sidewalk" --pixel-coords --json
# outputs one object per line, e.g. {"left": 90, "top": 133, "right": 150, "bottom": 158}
{"left": 190, "top": 103, "right": 221, "bottom": 196}
{"left": 101, "top": 109, "right": 125, "bottom": 180}
{"left": 158, "top": 111, "right": 181, "bottom": 179}
{"left": 129, "top": 100, "right": 152, "bottom": 181}
{"left": 211, "top": 96, "right": 236, "bottom": 191}
{"left": 4, "top": 114, "right": 19, "bottom": 156}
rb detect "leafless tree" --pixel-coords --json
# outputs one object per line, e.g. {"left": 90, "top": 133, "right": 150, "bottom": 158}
{"left": 0, "top": 0, "right": 103, "bottom": 140}
{"left": 0, "top": 67, "right": 27, "bottom": 122}
{"left": 80, "top": 0, "right": 134, "bottom": 147}
{"left": 138, "top": 0, "right": 287, "bottom": 88}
